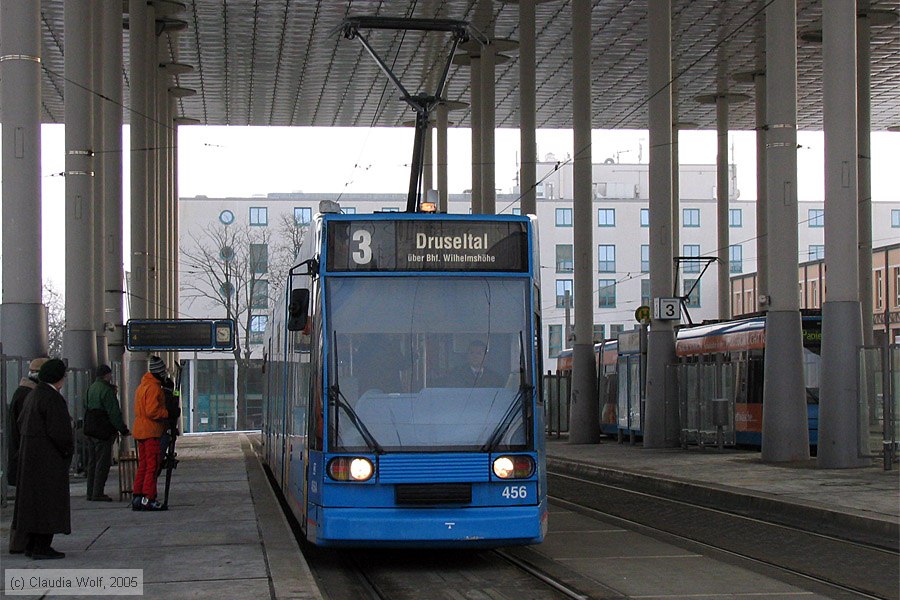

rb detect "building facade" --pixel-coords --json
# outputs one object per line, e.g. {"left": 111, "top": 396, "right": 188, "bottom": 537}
{"left": 177, "top": 164, "right": 900, "bottom": 431}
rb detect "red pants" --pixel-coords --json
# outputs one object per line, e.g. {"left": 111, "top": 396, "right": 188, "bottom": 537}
{"left": 133, "top": 438, "right": 161, "bottom": 500}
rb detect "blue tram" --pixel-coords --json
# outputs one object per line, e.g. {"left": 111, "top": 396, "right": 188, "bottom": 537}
{"left": 263, "top": 206, "right": 547, "bottom": 547}
{"left": 556, "top": 311, "right": 822, "bottom": 446}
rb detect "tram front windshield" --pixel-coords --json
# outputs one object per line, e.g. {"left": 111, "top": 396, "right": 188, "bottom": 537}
{"left": 326, "top": 277, "right": 532, "bottom": 453}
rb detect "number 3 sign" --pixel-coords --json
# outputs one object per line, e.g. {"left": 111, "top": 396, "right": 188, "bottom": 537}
{"left": 654, "top": 298, "right": 681, "bottom": 321}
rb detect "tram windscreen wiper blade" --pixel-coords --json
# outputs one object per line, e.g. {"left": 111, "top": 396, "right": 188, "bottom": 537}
{"left": 330, "top": 331, "right": 383, "bottom": 454}
{"left": 329, "top": 385, "right": 384, "bottom": 454}
{"left": 480, "top": 385, "right": 532, "bottom": 453}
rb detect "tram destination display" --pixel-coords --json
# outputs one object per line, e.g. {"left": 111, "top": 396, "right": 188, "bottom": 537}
{"left": 126, "top": 319, "right": 236, "bottom": 351}
{"left": 326, "top": 219, "right": 529, "bottom": 272}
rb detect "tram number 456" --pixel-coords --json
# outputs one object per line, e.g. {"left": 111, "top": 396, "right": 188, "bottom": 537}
{"left": 501, "top": 485, "right": 528, "bottom": 499}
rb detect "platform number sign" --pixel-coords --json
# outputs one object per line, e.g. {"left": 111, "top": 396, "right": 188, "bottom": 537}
{"left": 654, "top": 298, "right": 681, "bottom": 321}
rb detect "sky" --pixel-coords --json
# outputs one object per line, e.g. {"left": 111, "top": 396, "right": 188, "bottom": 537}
{"left": 2, "top": 124, "right": 899, "bottom": 294}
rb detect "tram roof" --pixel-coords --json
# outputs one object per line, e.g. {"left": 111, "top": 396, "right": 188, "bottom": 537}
{"left": 31, "top": 1, "right": 900, "bottom": 131}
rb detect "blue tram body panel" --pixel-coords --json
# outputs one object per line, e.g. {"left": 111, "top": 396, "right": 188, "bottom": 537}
{"left": 263, "top": 211, "right": 546, "bottom": 548}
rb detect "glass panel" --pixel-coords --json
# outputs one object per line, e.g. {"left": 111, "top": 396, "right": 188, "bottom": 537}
{"left": 325, "top": 277, "right": 532, "bottom": 452}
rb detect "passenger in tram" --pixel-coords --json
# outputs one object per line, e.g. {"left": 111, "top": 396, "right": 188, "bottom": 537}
{"left": 444, "top": 340, "right": 506, "bottom": 388}
{"left": 131, "top": 356, "right": 169, "bottom": 512}
{"left": 11, "top": 359, "right": 74, "bottom": 559}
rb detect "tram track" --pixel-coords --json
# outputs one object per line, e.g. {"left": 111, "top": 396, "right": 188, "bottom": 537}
{"left": 547, "top": 469, "right": 900, "bottom": 599}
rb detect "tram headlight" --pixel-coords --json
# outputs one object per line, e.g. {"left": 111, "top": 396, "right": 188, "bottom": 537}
{"left": 327, "top": 457, "right": 374, "bottom": 482}
{"left": 492, "top": 455, "right": 534, "bottom": 479}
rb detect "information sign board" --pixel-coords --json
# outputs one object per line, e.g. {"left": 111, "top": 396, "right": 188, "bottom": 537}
{"left": 126, "top": 319, "right": 236, "bottom": 351}
{"left": 653, "top": 298, "right": 681, "bottom": 321}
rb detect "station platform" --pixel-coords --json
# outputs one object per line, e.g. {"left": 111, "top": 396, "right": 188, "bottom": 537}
{"left": 545, "top": 436, "right": 900, "bottom": 549}
{"left": 0, "top": 433, "right": 322, "bottom": 600}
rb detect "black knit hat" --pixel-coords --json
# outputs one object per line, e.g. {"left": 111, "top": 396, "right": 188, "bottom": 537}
{"left": 96, "top": 364, "right": 112, "bottom": 378}
{"left": 38, "top": 358, "right": 67, "bottom": 384}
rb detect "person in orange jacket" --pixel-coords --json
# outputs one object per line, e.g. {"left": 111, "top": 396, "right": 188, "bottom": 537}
{"left": 131, "top": 356, "right": 169, "bottom": 511}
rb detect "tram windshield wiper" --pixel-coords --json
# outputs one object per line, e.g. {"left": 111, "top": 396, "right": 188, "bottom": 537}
{"left": 481, "top": 332, "right": 531, "bottom": 453}
{"left": 331, "top": 332, "right": 384, "bottom": 454}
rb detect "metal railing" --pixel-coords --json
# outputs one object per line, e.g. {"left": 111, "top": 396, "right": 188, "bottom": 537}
{"left": 858, "top": 344, "right": 899, "bottom": 469}
{"left": 674, "top": 362, "right": 736, "bottom": 449}
{"left": 543, "top": 370, "right": 571, "bottom": 437}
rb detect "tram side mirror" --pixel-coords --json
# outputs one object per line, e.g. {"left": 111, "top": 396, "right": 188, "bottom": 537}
{"left": 287, "top": 289, "right": 310, "bottom": 331}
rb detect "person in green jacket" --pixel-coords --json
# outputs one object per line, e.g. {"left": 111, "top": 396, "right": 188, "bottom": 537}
{"left": 83, "top": 365, "right": 129, "bottom": 501}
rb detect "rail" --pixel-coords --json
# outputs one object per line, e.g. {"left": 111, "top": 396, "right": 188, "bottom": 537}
{"left": 858, "top": 344, "right": 899, "bottom": 469}
{"left": 543, "top": 370, "right": 570, "bottom": 437}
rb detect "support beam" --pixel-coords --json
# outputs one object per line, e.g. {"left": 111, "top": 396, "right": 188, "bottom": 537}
{"left": 819, "top": 0, "right": 867, "bottom": 468}
{"left": 645, "top": 0, "right": 677, "bottom": 448}
{"left": 716, "top": 95, "right": 731, "bottom": 320}
{"left": 568, "top": 0, "right": 599, "bottom": 444}
{"left": 761, "top": 0, "right": 809, "bottom": 463}
{"left": 0, "top": 0, "right": 48, "bottom": 358}
{"left": 518, "top": 0, "right": 537, "bottom": 216}
{"left": 63, "top": 0, "right": 97, "bottom": 370}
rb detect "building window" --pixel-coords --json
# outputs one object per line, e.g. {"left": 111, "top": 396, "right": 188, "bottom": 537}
{"left": 684, "top": 279, "right": 701, "bottom": 308}
{"left": 598, "top": 244, "right": 616, "bottom": 272}
{"left": 808, "top": 245, "right": 825, "bottom": 261}
{"left": 250, "top": 315, "right": 268, "bottom": 344}
{"left": 555, "top": 208, "right": 573, "bottom": 227}
{"left": 512, "top": 207, "right": 522, "bottom": 215}
{"left": 894, "top": 267, "right": 900, "bottom": 307}
{"left": 294, "top": 207, "right": 312, "bottom": 224}
{"left": 875, "top": 271, "right": 884, "bottom": 310}
{"left": 556, "top": 279, "right": 573, "bottom": 308}
{"left": 683, "top": 208, "right": 700, "bottom": 227}
{"left": 640, "top": 208, "right": 649, "bottom": 227}
{"left": 250, "top": 243, "right": 268, "bottom": 274}
{"left": 597, "top": 208, "right": 616, "bottom": 227}
{"left": 609, "top": 324, "right": 624, "bottom": 337}
{"left": 598, "top": 279, "right": 616, "bottom": 308}
{"left": 555, "top": 245, "right": 574, "bottom": 273}
{"left": 249, "top": 207, "right": 267, "bottom": 226}
{"left": 640, "top": 245, "right": 650, "bottom": 273}
{"left": 592, "top": 324, "right": 606, "bottom": 342}
{"left": 536, "top": 183, "right": 545, "bottom": 199}
{"left": 381, "top": 207, "right": 400, "bottom": 212}
{"left": 729, "top": 244, "right": 742, "bottom": 273}
{"left": 808, "top": 209, "right": 824, "bottom": 227}
{"left": 548, "top": 325, "right": 563, "bottom": 357}
{"left": 251, "top": 280, "right": 268, "bottom": 309}
{"left": 729, "top": 208, "right": 742, "bottom": 227}
{"left": 641, "top": 279, "right": 651, "bottom": 307}
{"left": 219, "top": 210, "right": 235, "bottom": 225}
{"left": 683, "top": 244, "right": 701, "bottom": 273}
{"left": 892, "top": 210, "right": 900, "bottom": 227}
{"left": 342, "top": 207, "right": 356, "bottom": 214}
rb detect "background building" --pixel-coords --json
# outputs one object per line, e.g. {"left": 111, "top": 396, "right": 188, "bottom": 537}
{"left": 177, "top": 163, "right": 900, "bottom": 431}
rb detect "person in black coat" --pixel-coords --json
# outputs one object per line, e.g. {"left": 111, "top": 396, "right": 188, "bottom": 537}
{"left": 6, "top": 357, "right": 48, "bottom": 555}
{"left": 444, "top": 340, "right": 507, "bottom": 388}
{"left": 11, "top": 359, "right": 74, "bottom": 560}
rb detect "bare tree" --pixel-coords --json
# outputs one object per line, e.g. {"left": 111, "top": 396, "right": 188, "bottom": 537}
{"left": 268, "top": 211, "right": 309, "bottom": 302}
{"left": 180, "top": 222, "right": 271, "bottom": 429}
{"left": 43, "top": 280, "right": 65, "bottom": 356}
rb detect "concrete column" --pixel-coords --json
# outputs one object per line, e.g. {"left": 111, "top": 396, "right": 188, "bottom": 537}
{"left": 469, "top": 55, "right": 483, "bottom": 214}
{"left": 518, "top": 0, "right": 537, "bottom": 216}
{"left": 63, "top": 0, "right": 97, "bottom": 371}
{"left": 754, "top": 73, "right": 768, "bottom": 307}
{"left": 671, "top": 118, "right": 680, "bottom": 262}
{"left": 92, "top": 4, "right": 107, "bottom": 365}
{"left": 568, "top": 0, "right": 599, "bottom": 444}
{"left": 127, "top": 0, "right": 151, "bottom": 403}
{"left": 761, "top": 0, "right": 809, "bottom": 462}
{"left": 102, "top": 0, "right": 124, "bottom": 370}
{"left": 645, "top": 0, "right": 677, "bottom": 448}
{"left": 857, "top": 11, "right": 873, "bottom": 347}
{"left": 157, "top": 35, "right": 170, "bottom": 326}
{"left": 436, "top": 103, "right": 449, "bottom": 213}
{"left": 0, "top": 0, "right": 48, "bottom": 358}
{"left": 716, "top": 95, "right": 731, "bottom": 319}
{"left": 819, "top": 1, "right": 866, "bottom": 468}
{"left": 146, "top": 6, "right": 159, "bottom": 319}
{"left": 423, "top": 125, "right": 434, "bottom": 196}
{"left": 481, "top": 42, "right": 496, "bottom": 215}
